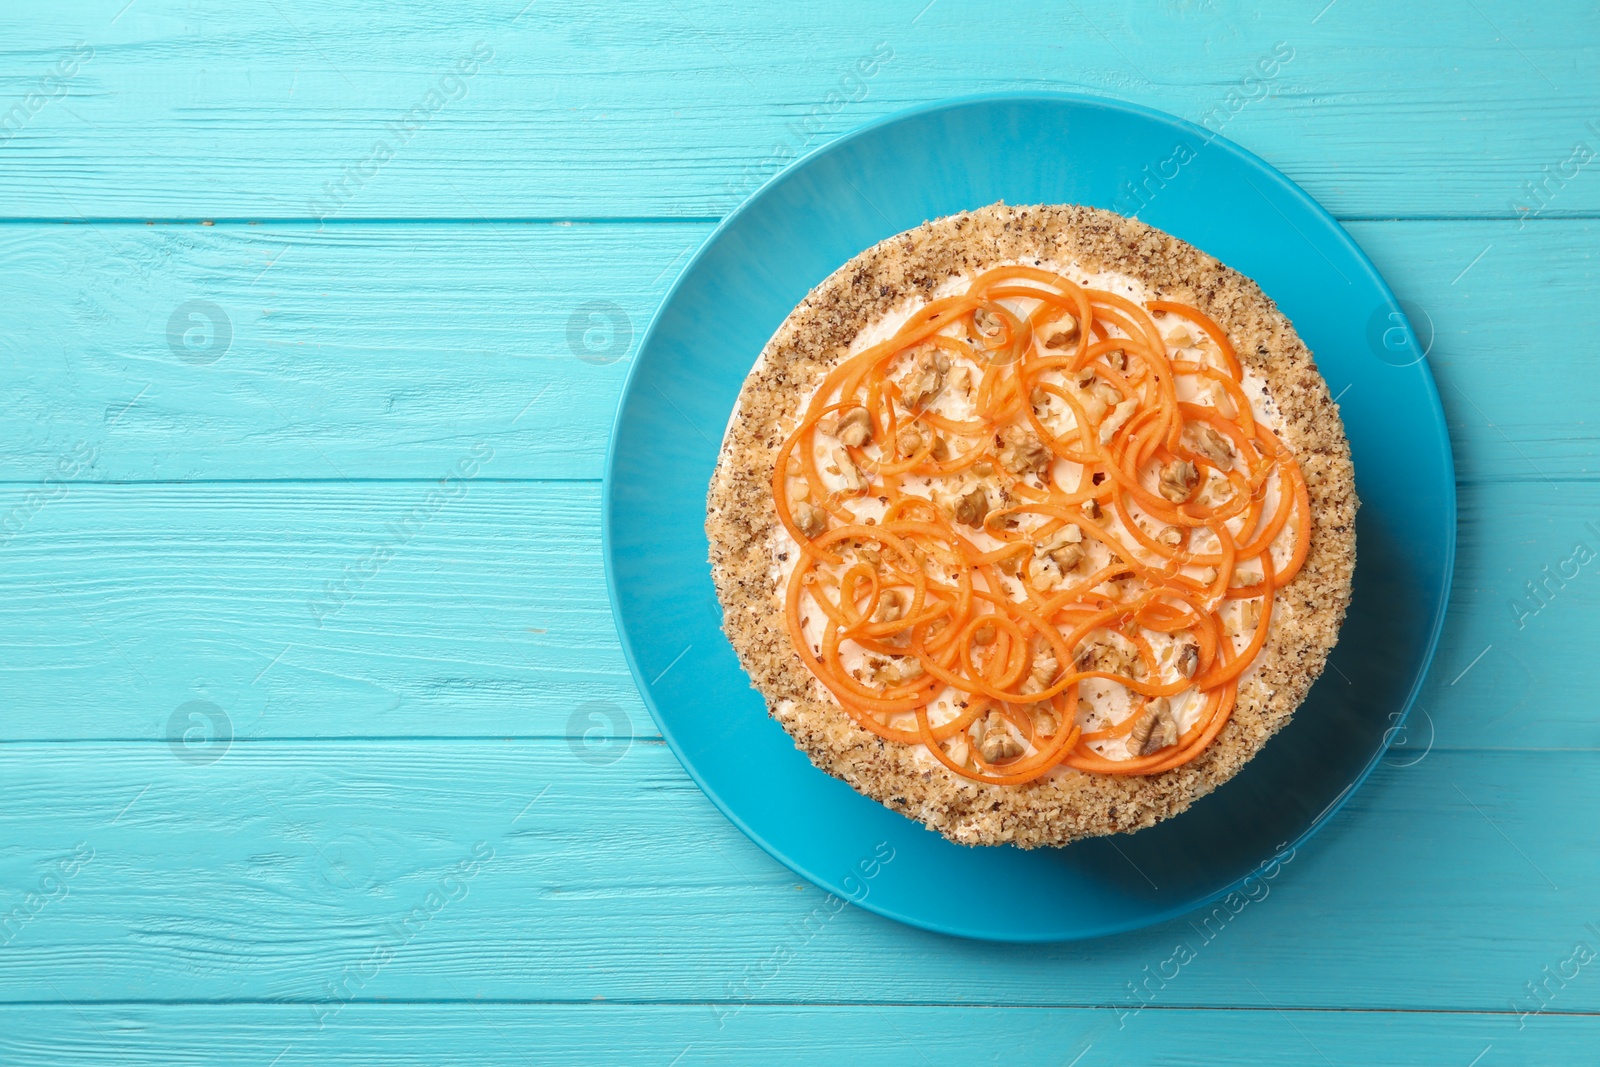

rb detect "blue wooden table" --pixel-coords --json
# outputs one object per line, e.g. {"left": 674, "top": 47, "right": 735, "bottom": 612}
{"left": 2, "top": 2, "right": 1596, "bottom": 1063}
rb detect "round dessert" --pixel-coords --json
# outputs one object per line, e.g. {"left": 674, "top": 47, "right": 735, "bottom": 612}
{"left": 706, "top": 203, "right": 1356, "bottom": 848}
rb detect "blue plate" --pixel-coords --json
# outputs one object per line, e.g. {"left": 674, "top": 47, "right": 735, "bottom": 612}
{"left": 603, "top": 93, "right": 1455, "bottom": 942}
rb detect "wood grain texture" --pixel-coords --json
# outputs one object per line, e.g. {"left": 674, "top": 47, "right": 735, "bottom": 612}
{"left": 0, "top": 742, "right": 1593, "bottom": 1014}
{"left": 3, "top": 0, "right": 1596, "bottom": 1058}
{"left": 0, "top": 221, "right": 702, "bottom": 481}
{"left": 3, "top": 0, "right": 1598, "bottom": 220}
{"left": 0, "top": 219, "right": 1596, "bottom": 481}
{"left": 0, "top": 480, "right": 1591, "bottom": 748}
{"left": 0, "top": 1004, "right": 1590, "bottom": 1066}
{"left": 0, "top": 483, "right": 643, "bottom": 742}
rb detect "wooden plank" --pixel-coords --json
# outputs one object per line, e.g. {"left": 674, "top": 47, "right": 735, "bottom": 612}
{"left": 0, "top": 1003, "right": 1588, "bottom": 1066}
{"left": 0, "top": 221, "right": 704, "bottom": 482}
{"left": 1351, "top": 220, "right": 1600, "bottom": 487}
{"left": 0, "top": 479, "right": 1592, "bottom": 748}
{"left": 2, "top": 1, "right": 1597, "bottom": 219}
{"left": 0, "top": 742, "right": 1593, "bottom": 1012}
{"left": 0, "top": 483, "right": 640, "bottom": 742}
{"left": 0, "top": 218, "right": 1595, "bottom": 482}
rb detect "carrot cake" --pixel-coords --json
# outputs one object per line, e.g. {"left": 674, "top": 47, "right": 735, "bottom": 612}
{"left": 706, "top": 203, "right": 1356, "bottom": 848}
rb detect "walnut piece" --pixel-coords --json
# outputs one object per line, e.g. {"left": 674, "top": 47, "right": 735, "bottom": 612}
{"left": 793, "top": 501, "right": 826, "bottom": 538}
{"left": 1174, "top": 640, "right": 1199, "bottom": 679}
{"left": 1038, "top": 525, "right": 1085, "bottom": 573}
{"left": 902, "top": 350, "right": 947, "bottom": 409}
{"left": 1079, "top": 391, "right": 1108, "bottom": 425}
{"left": 873, "top": 589, "right": 905, "bottom": 625}
{"left": 1128, "top": 697, "right": 1178, "bottom": 756}
{"left": 834, "top": 406, "right": 872, "bottom": 447}
{"left": 1188, "top": 424, "right": 1234, "bottom": 470}
{"left": 895, "top": 424, "right": 923, "bottom": 457}
{"left": 1075, "top": 637, "right": 1142, "bottom": 679}
{"left": 1053, "top": 542, "right": 1086, "bottom": 570}
{"left": 1079, "top": 380, "right": 1122, "bottom": 430}
{"left": 978, "top": 713, "right": 1024, "bottom": 762}
{"left": 1158, "top": 459, "right": 1199, "bottom": 502}
{"left": 1026, "top": 645, "right": 1059, "bottom": 692}
{"left": 999, "top": 427, "right": 1053, "bottom": 479}
{"left": 1043, "top": 314, "right": 1080, "bottom": 349}
{"left": 883, "top": 656, "right": 924, "bottom": 686}
{"left": 1031, "top": 704, "right": 1059, "bottom": 737}
{"left": 973, "top": 307, "right": 1004, "bottom": 339}
{"left": 953, "top": 485, "right": 989, "bottom": 528}
{"left": 1099, "top": 398, "right": 1138, "bottom": 444}
{"left": 896, "top": 422, "right": 948, "bottom": 462}
{"left": 831, "top": 447, "right": 866, "bottom": 493}
{"left": 901, "top": 348, "right": 951, "bottom": 410}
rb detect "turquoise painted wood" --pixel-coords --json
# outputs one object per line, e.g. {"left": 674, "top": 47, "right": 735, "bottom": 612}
{"left": 4, "top": 1006, "right": 1598, "bottom": 1067}
{"left": 2, "top": 219, "right": 1597, "bottom": 482}
{"left": 3, "top": 1, "right": 1598, "bottom": 220}
{"left": 0, "top": 481, "right": 1589, "bottom": 746}
{"left": 1, "top": 0, "right": 1597, "bottom": 1062}
{"left": 0, "top": 743, "right": 1594, "bottom": 1011}
{"left": 6, "top": 1005, "right": 1596, "bottom": 1066}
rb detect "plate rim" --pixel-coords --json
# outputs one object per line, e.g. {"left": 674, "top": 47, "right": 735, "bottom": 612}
{"left": 601, "top": 89, "right": 1458, "bottom": 942}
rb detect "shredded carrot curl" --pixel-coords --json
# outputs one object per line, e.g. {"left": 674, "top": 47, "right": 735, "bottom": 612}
{"left": 775, "top": 266, "right": 1310, "bottom": 785}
